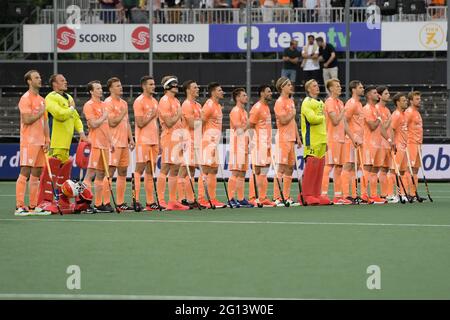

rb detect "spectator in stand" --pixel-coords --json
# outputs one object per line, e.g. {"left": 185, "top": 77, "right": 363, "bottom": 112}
{"left": 316, "top": 36, "right": 338, "bottom": 90}
{"left": 303, "top": 0, "right": 319, "bottom": 22}
{"left": 139, "top": 0, "right": 162, "bottom": 23}
{"left": 281, "top": 40, "right": 302, "bottom": 86}
{"left": 122, "top": 0, "right": 139, "bottom": 22}
{"left": 166, "top": 0, "right": 182, "bottom": 24}
{"left": 261, "top": 0, "right": 275, "bottom": 23}
{"left": 98, "top": 0, "right": 124, "bottom": 23}
{"left": 429, "top": 0, "right": 446, "bottom": 19}
{"left": 301, "top": 35, "right": 321, "bottom": 84}
{"left": 232, "top": 0, "right": 247, "bottom": 23}
{"left": 276, "top": 0, "right": 293, "bottom": 22}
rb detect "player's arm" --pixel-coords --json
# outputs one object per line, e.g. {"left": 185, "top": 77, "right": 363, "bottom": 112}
{"left": 128, "top": 119, "right": 135, "bottom": 150}
{"left": 45, "top": 95, "right": 75, "bottom": 121}
{"left": 43, "top": 112, "right": 50, "bottom": 152}
{"left": 295, "top": 122, "right": 302, "bottom": 147}
{"left": 161, "top": 106, "right": 182, "bottom": 128}
{"left": 86, "top": 109, "right": 108, "bottom": 129}
{"left": 276, "top": 105, "right": 296, "bottom": 125}
{"left": 302, "top": 101, "right": 324, "bottom": 125}
{"left": 327, "top": 108, "right": 345, "bottom": 126}
{"left": 108, "top": 105, "right": 128, "bottom": 128}
{"left": 343, "top": 113, "right": 358, "bottom": 147}
{"left": 364, "top": 108, "right": 381, "bottom": 131}
{"left": 73, "top": 110, "right": 88, "bottom": 142}
{"left": 183, "top": 104, "right": 197, "bottom": 130}
{"left": 21, "top": 108, "right": 45, "bottom": 125}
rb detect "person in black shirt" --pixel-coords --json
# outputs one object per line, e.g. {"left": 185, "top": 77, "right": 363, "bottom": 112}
{"left": 316, "top": 37, "right": 338, "bottom": 90}
{"left": 281, "top": 40, "right": 302, "bottom": 87}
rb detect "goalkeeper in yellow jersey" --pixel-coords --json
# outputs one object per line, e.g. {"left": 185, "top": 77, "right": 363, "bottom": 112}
{"left": 37, "top": 74, "right": 89, "bottom": 213}
{"left": 300, "top": 79, "right": 329, "bottom": 205}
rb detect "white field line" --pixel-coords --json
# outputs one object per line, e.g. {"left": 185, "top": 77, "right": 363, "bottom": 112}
{"left": 2, "top": 218, "right": 450, "bottom": 229}
{"left": 0, "top": 293, "right": 307, "bottom": 300}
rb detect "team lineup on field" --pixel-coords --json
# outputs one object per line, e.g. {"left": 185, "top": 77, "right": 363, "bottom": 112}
{"left": 14, "top": 70, "right": 432, "bottom": 216}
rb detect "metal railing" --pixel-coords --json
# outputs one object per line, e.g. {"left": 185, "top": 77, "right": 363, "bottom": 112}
{"left": 38, "top": 6, "right": 447, "bottom": 24}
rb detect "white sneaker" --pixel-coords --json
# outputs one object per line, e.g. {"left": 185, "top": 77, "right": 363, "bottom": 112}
{"left": 274, "top": 199, "right": 285, "bottom": 207}
{"left": 401, "top": 195, "right": 409, "bottom": 202}
{"left": 29, "top": 206, "right": 52, "bottom": 216}
{"left": 286, "top": 198, "right": 301, "bottom": 207}
{"left": 386, "top": 195, "right": 400, "bottom": 204}
{"left": 14, "top": 207, "right": 30, "bottom": 216}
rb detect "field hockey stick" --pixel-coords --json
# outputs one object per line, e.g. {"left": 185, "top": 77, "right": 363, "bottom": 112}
{"left": 216, "top": 145, "right": 233, "bottom": 209}
{"left": 405, "top": 147, "right": 423, "bottom": 203}
{"left": 100, "top": 149, "right": 121, "bottom": 213}
{"left": 130, "top": 151, "right": 141, "bottom": 212}
{"left": 269, "top": 151, "right": 289, "bottom": 207}
{"left": 183, "top": 146, "right": 201, "bottom": 210}
{"left": 250, "top": 144, "right": 263, "bottom": 208}
{"left": 293, "top": 146, "right": 305, "bottom": 206}
{"left": 149, "top": 148, "right": 162, "bottom": 211}
{"left": 417, "top": 146, "right": 433, "bottom": 202}
{"left": 195, "top": 147, "right": 215, "bottom": 210}
{"left": 44, "top": 152, "right": 63, "bottom": 215}
{"left": 354, "top": 145, "right": 360, "bottom": 203}
{"left": 390, "top": 150, "right": 408, "bottom": 204}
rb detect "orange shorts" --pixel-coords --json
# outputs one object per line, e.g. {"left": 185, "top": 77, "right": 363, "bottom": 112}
{"left": 380, "top": 148, "right": 391, "bottom": 168}
{"left": 252, "top": 147, "right": 271, "bottom": 167}
{"left": 325, "top": 142, "right": 345, "bottom": 165}
{"left": 88, "top": 147, "right": 109, "bottom": 171}
{"left": 200, "top": 140, "right": 220, "bottom": 168}
{"left": 407, "top": 143, "right": 421, "bottom": 168}
{"left": 161, "top": 134, "right": 185, "bottom": 165}
{"left": 274, "top": 141, "right": 296, "bottom": 166}
{"left": 229, "top": 150, "right": 249, "bottom": 172}
{"left": 109, "top": 147, "right": 129, "bottom": 168}
{"left": 362, "top": 145, "right": 384, "bottom": 167}
{"left": 342, "top": 140, "right": 357, "bottom": 164}
{"left": 20, "top": 144, "right": 45, "bottom": 168}
{"left": 135, "top": 144, "right": 159, "bottom": 165}
{"left": 181, "top": 141, "right": 200, "bottom": 167}
{"left": 392, "top": 148, "right": 408, "bottom": 172}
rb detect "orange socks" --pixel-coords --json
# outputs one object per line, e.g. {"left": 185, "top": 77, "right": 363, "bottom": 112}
{"left": 351, "top": 170, "right": 357, "bottom": 198}
{"left": 387, "top": 171, "right": 395, "bottom": 196}
{"left": 333, "top": 167, "right": 342, "bottom": 197}
{"left": 341, "top": 170, "right": 350, "bottom": 198}
{"left": 185, "top": 176, "right": 195, "bottom": 202}
{"left": 237, "top": 176, "right": 245, "bottom": 201}
{"left": 369, "top": 172, "right": 378, "bottom": 197}
{"left": 249, "top": 174, "right": 255, "bottom": 200}
{"left": 177, "top": 177, "right": 185, "bottom": 202}
{"left": 168, "top": 176, "right": 177, "bottom": 202}
{"left": 379, "top": 171, "right": 387, "bottom": 197}
{"left": 116, "top": 176, "right": 126, "bottom": 205}
{"left": 321, "top": 165, "right": 332, "bottom": 195}
{"left": 207, "top": 173, "right": 217, "bottom": 200}
{"left": 157, "top": 173, "right": 167, "bottom": 203}
{"left": 361, "top": 168, "right": 370, "bottom": 196}
{"left": 198, "top": 173, "right": 206, "bottom": 201}
{"left": 29, "top": 175, "right": 39, "bottom": 208}
{"left": 228, "top": 175, "right": 237, "bottom": 199}
{"left": 144, "top": 174, "right": 155, "bottom": 204}
{"left": 16, "top": 174, "right": 27, "bottom": 207}
{"left": 257, "top": 174, "right": 267, "bottom": 200}
{"left": 102, "top": 177, "right": 111, "bottom": 204}
{"left": 134, "top": 172, "right": 141, "bottom": 201}
{"left": 283, "top": 176, "right": 292, "bottom": 200}
{"left": 94, "top": 179, "right": 103, "bottom": 207}
{"left": 273, "top": 173, "right": 282, "bottom": 200}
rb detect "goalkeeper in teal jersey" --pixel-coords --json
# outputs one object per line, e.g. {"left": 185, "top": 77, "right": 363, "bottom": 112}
{"left": 300, "top": 79, "right": 330, "bottom": 205}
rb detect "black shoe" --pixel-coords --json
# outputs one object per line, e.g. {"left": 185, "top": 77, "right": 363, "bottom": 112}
{"left": 346, "top": 196, "right": 358, "bottom": 205}
{"left": 95, "top": 204, "right": 114, "bottom": 213}
{"left": 117, "top": 202, "right": 134, "bottom": 211}
{"left": 181, "top": 199, "right": 195, "bottom": 210}
{"left": 412, "top": 196, "right": 426, "bottom": 203}
{"left": 84, "top": 206, "right": 96, "bottom": 214}
{"left": 132, "top": 201, "right": 144, "bottom": 212}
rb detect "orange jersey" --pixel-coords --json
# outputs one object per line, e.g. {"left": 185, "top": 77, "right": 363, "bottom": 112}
{"left": 104, "top": 96, "right": 129, "bottom": 148}
{"left": 324, "top": 96, "right": 345, "bottom": 143}
{"left": 405, "top": 107, "right": 423, "bottom": 144}
{"left": 18, "top": 90, "right": 47, "bottom": 146}
{"left": 391, "top": 109, "right": 408, "bottom": 150}
{"left": 182, "top": 99, "right": 202, "bottom": 141}
{"left": 202, "top": 98, "right": 223, "bottom": 144}
{"left": 133, "top": 94, "right": 159, "bottom": 145}
{"left": 363, "top": 103, "right": 382, "bottom": 148}
{"left": 229, "top": 106, "right": 249, "bottom": 153}
{"left": 344, "top": 98, "right": 364, "bottom": 144}
{"left": 83, "top": 99, "right": 110, "bottom": 149}
{"left": 249, "top": 101, "right": 272, "bottom": 147}
{"left": 274, "top": 96, "right": 297, "bottom": 142}
{"left": 376, "top": 103, "right": 392, "bottom": 149}
{"left": 158, "top": 94, "right": 183, "bottom": 139}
